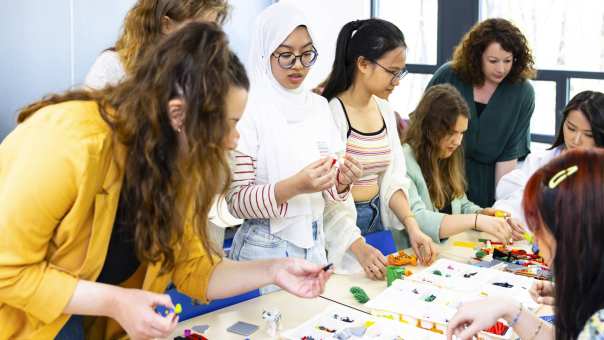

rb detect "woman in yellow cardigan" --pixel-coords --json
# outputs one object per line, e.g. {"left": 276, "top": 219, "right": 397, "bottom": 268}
{"left": 0, "top": 22, "right": 331, "bottom": 340}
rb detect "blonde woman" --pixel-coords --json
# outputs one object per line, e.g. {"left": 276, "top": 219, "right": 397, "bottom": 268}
{"left": 85, "top": 0, "right": 229, "bottom": 89}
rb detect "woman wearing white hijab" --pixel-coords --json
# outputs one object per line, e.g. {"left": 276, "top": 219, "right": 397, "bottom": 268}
{"left": 226, "top": 2, "right": 385, "bottom": 282}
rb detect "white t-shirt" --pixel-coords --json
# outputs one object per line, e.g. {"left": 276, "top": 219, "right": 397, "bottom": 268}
{"left": 494, "top": 146, "right": 563, "bottom": 226}
{"left": 84, "top": 50, "right": 126, "bottom": 89}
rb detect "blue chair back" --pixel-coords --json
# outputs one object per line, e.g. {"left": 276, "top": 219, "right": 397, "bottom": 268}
{"left": 365, "top": 230, "right": 397, "bottom": 256}
{"left": 165, "top": 288, "right": 260, "bottom": 321}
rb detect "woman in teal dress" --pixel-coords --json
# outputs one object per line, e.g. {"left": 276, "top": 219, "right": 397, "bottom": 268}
{"left": 397, "top": 84, "right": 524, "bottom": 249}
{"left": 427, "top": 18, "right": 536, "bottom": 208}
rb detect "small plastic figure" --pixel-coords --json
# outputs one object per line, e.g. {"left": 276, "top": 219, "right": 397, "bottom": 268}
{"left": 463, "top": 272, "right": 478, "bottom": 278}
{"left": 492, "top": 282, "right": 514, "bottom": 288}
{"left": 432, "top": 270, "right": 442, "bottom": 276}
{"left": 262, "top": 308, "right": 282, "bottom": 337}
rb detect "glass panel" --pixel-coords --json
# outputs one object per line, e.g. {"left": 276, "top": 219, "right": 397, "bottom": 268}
{"left": 388, "top": 73, "right": 433, "bottom": 119}
{"left": 377, "top": 0, "right": 438, "bottom": 65}
{"left": 569, "top": 78, "right": 604, "bottom": 98}
{"left": 279, "top": 0, "right": 371, "bottom": 87}
{"left": 480, "top": 0, "right": 604, "bottom": 72}
{"left": 531, "top": 80, "right": 557, "bottom": 136}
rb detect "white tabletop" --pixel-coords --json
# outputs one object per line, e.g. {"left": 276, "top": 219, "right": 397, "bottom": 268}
{"left": 167, "top": 231, "right": 546, "bottom": 339}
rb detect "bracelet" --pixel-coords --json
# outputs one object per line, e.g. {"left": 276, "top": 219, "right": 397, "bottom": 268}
{"left": 473, "top": 213, "right": 479, "bottom": 231}
{"left": 529, "top": 320, "right": 544, "bottom": 340}
{"left": 508, "top": 302, "right": 523, "bottom": 327}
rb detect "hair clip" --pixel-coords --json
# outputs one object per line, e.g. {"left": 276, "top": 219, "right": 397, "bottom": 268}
{"left": 548, "top": 165, "right": 578, "bottom": 189}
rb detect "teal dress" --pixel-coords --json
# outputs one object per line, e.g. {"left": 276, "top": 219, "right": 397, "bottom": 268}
{"left": 427, "top": 62, "right": 535, "bottom": 207}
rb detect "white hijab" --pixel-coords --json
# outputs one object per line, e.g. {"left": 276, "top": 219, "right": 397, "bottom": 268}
{"left": 236, "top": 2, "right": 343, "bottom": 248}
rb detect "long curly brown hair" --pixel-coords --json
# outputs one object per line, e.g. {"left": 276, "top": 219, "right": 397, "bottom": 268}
{"left": 451, "top": 18, "right": 536, "bottom": 86}
{"left": 18, "top": 22, "right": 249, "bottom": 273}
{"left": 404, "top": 84, "right": 470, "bottom": 209}
{"left": 115, "top": 0, "right": 230, "bottom": 75}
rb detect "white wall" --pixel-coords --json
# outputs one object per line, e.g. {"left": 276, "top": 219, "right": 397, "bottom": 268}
{"left": 280, "top": 0, "right": 371, "bottom": 87}
{"left": 0, "top": 0, "right": 272, "bottom": 140}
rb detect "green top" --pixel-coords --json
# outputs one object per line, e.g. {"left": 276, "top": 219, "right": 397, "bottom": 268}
{"left": 392, "top": 144, "right": 482, "bottom": 250}
{"left": 427, "top": 62, "right": 535, "bottom": 207}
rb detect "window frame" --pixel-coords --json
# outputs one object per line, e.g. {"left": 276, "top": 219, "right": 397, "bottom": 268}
{"left": 372, "top": 0, "right": 604, "bottom": 144}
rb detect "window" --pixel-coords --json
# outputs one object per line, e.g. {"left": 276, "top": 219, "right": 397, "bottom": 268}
{"left": 480, "top": 0, "right": 604, "bottom": 142}
{"left": 376, "top": 0, "right": 438, "bottom": 65}
{"left": 570, "top": 78, "right": 604, "bottom": 98}
{"left": 531, "top": 80, "right": 557, "bottom": 136}
{"left": 389, "top": 73, "right": 433, "bottom": 119}
{"left": 279, "top": 0, "right": 371, "bottom": 87}
{"left": 480, "top": 0, "right": 604, "bottom": 72}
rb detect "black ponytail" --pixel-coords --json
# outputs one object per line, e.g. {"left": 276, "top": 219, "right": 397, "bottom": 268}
{"left": 322, "top": 18, "right": 406, "bottom": 101}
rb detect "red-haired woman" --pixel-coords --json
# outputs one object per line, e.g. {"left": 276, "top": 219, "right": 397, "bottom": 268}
{"left": 447, "top": 148, "right": 604, "bottom": 340}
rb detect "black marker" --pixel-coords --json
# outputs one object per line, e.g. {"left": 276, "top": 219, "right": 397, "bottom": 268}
{"left": 322, "top": 263, "right": 334, "bottom": 271}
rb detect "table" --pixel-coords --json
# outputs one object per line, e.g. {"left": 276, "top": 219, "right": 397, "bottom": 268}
{"left": 167, "top": 231, "right": 546, "bottom": 339}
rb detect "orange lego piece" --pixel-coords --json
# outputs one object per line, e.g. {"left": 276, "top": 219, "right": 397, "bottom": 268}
{"left": 387, "top": 250, "right": 417, "bottom": 266}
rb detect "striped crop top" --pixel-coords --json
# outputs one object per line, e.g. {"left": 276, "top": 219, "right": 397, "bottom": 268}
{"left": 338, "top": 98, "right": 392, "bottom": 188}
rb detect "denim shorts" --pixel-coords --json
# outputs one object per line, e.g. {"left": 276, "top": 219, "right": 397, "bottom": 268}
{"left": 228, "top": 218, "right": 327, "bottom": 294}
{"left": 355, "top": 195, "right": 385, "bottom": 235}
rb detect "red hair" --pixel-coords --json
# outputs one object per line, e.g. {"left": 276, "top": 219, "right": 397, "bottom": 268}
{"left": 522, "top": 148, "right": 604, "bottom": 339}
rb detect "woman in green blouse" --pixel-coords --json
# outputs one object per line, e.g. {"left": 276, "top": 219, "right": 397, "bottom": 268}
{"left": 427, "top": 18, "right": 536, "bottom": 207}
{"left": 397, "top": 84, "right": 524, "bottom": 249}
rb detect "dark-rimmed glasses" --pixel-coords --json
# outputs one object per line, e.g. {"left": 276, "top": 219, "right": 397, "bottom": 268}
{"left": 271, "top": 48, "right": 318, "bottom": 69}
{"left": 373, "top": 61, "right": 408, "bottom": 84}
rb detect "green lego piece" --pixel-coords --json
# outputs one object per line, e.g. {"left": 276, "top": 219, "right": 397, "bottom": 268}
{"left": 350, "top": 286, "right": 369, "bottom": 304}
{"left": 386, "top": 266, "right": 405, "bottom": 287}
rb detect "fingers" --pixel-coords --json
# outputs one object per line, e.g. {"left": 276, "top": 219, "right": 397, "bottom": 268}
{"left": 149, "top": 312, "right": 179, "bottom": 337}
{"left": 428, "top": 242, "right": 439, "bottom": 264}
{"left": 456, "top": 320, "right": 484, "bottom": 340}
{"left": 508, "top": 219, "right": 525, "bottom": 240}
{"left": 150, "top": 293, "right": 174, "bottom": 311}
{"left": 307, "top": 157, "right": 330, "bottom": 170}
{"left": 315, "top": 171, "right": 336, "bottom": 190}
{"left": 447, "top": 313, "right": 472, "bottom": 340}
{"left": 293, "top": 258, "right": 323, "bottom": 276}
{"left": 411, "top": 242, "right": 422, "bottom": 264}
{"left": 538, "top": 296, "right": 555, "bottom": 305}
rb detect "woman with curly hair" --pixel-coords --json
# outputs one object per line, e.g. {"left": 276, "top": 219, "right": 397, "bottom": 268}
{"left": 427, "top": 18, "right": 536, "bottom": 208}
{"left": 85, "top": 0, "right": 229, "bottom": 89}
{"left": 0, "top": 22, "right": 330, "bottom": 340}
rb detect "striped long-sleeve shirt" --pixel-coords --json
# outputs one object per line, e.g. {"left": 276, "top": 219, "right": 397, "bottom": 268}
{"left": 226, "top": 152, "right": 348, "bottom": 219}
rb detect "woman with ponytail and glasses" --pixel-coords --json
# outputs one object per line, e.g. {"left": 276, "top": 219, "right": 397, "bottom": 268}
{"left": 494, "top": 90, "right": 604, "bottom": 226}
{"left": 321, "top": 19, "right": 438, "bottom": 266}
{"left": 448, "top": 148, "right": 604, "bottom": 340}
{"left": 0, "top": 23, "right": 330, "bottom": 340}
{"left": 85, "top": 0, "right": 229, "bottom": 89}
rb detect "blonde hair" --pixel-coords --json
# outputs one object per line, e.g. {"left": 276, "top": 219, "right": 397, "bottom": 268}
{"left": 115, "top": 0, "right": 229, "bottom": 74}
